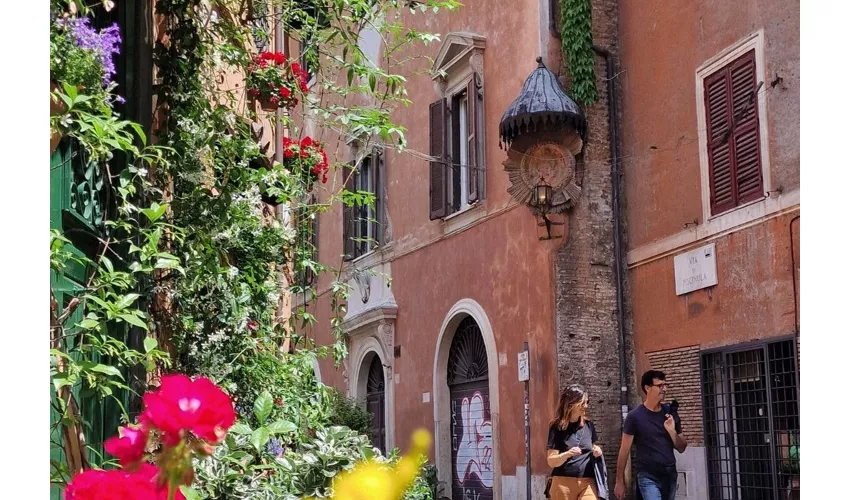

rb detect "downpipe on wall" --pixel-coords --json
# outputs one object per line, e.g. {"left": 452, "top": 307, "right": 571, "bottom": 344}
{"left": 591, "top": 45, "right": 630, "bottom": 424}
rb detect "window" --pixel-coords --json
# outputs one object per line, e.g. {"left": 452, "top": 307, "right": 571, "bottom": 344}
{"left": 429, "top": 75, "right": 483, "bottom": 219}
{"left": 299, "top": 37, "right": 316, "bottom": 84}
{"left": 701, "top": 48, "right": 764, "bottom": 216}
{"left": 343, "top": 151, "right": 384, "bottom": 261}
{"left": 701, "top": 339, "right": 799, "bottom": 500}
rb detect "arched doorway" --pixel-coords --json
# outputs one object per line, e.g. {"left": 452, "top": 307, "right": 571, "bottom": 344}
{"left": 365, "top": 355, "right": 386, "bottom": 453}
{"left": 447, "top": 316, "right": 493, "bottom": 500}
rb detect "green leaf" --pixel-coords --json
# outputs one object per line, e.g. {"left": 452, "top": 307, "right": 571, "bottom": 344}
{"left": 78, "top": 319, "right": 100, "bottom": 330}
{"left": 179, "top": 486, "right": 202, "bottom": 500}
{"left": 140, "top": 203, "right": 167, "bottom": 223}
{"left": 154, "top": 258, "right": 181, "bottom": 271}
{"left": 117, "top": 313, "right": 149, "bottom": 330}
{"left": 82, "top": 362, "right": 123, "bottom": 379}
{"left": 253, "top": 391, "right": 274, "bottom": 425}
{"left": 230, "top": 422, "right": 253, "bottom": 435}
{"left": 250, "top": 427, "right": 270, "bottom": 453}
{"left": 143, "top": 337, "right": 157, "bottom": 353}
{"left": 130, "top": 123, "right": 147, "bottom": 145}
{"left": 267, "top": 420, "right": 297, "bottom": 435}
{"left": 62, "top": 82, "right": 78, "bottom": 99}
{"left": 116, "top": 293, "right": 141, "bottom": 310}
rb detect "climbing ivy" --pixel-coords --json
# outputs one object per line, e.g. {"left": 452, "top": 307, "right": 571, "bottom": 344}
{"left": 560, "top": 0, "right": 598, "bottom": 106}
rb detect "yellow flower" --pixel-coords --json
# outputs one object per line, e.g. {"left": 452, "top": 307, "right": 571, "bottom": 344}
{"left": 329, "top": 428, "right": 432, "bottom": 500}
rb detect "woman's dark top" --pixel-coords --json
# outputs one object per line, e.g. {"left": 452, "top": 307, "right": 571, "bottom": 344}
{"left": 546, "top": 419, "right": 597, "bottom": 478}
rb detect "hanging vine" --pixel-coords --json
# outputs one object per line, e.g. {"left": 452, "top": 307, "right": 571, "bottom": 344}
{"left": 560, "top": 0, "right": 598, "bottom": 106}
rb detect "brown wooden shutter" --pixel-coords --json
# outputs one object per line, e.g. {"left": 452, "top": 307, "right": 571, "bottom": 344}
{"left": 729, "top": 52, "right": 763, "bottom": 205}
{"left": 342, "top": 164, "right": 356, "bottom": 260}
{"left": 705, "top": 49, "right": 762, "bottom": 215}
{"left": 466, "top": 76, "right": 479, "bottom": 203}
{"left": 429, "top": 99, "right": 448, "bottom": 220}
{"left": 375, "top": 150, "right": 386, "bottom": 246}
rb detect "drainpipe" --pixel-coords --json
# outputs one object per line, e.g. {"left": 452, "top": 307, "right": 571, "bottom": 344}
{"left": 592, "top": 45, "right": 629, "bottom": 423}
{"left": 790, "top": 215, "right": 800, "bottom": 337}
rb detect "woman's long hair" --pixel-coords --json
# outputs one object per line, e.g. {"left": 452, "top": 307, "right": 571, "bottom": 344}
{"left": 551, "top": 384, "right": 588, "bottom": 431}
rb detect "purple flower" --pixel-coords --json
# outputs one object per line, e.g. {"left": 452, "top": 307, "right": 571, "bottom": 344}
{"left": 59, "top": 17, "right": 122, "bottom": 86}
{"left": 266, "top": 437, "right": 284, "bottom": 456}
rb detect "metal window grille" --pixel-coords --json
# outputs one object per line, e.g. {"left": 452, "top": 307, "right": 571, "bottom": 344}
{"left": 701, "top": 339, "right": 800, "bottom": 500}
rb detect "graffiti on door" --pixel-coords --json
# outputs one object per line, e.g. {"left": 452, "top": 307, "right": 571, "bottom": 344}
{"left": 451, "top": 389, "right": 493, "bottom": 500}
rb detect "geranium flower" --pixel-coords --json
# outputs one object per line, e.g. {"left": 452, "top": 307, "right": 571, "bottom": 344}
{"left": 104, "top": 425, "right": 148, "bottom": 467}
{"left": 64, "top": 463, "right": 183, "bottom": 500}
{"left": 140, "top": 374, "right": 235, "bottom": 447}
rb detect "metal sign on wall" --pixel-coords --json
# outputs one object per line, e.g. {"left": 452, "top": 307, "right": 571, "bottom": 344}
{"left": 517, "top": 351, "right": 529, "bottom": 381}
{"left": 674, "top": 243, "right": 718, "bottom": 295}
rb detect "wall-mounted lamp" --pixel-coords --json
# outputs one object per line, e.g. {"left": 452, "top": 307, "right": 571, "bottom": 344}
{"left": 533, "top": 180, "right": 563, "bottom": 240}
{"left": 531, "top": 181, "right": 553, "bottom": 214}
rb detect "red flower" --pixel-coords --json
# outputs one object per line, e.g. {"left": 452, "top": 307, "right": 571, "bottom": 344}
{"left": 280, "top": 87, "right": 291, "bottom": 99}
{"left": 140, "top": 375, "right": 235, "bottom": 447}
{"left": 269, "top": 96, "right": 279, "bottom": 106}
{"left": 104, "top": 425, "right": 149, "bottom": 467}
{"left": 274, "top": 53, "right": 286, "bottom": 65}
{"left": 322, "top": 174, "right": 328, "bottom": 183}
{"left": 64, "top": 464, "right": 183, "bottom": 500}
{"left": 284, "top": 149, "right": 295, "bottom": 159}
{"left": 301, "top": 136, "right": 313, "bottom": 148}
{"left": 300, "top": 79, "right": 309, "bottom": 93}
{"left": 282, "top": 137, "right": 293, "bottom": 148}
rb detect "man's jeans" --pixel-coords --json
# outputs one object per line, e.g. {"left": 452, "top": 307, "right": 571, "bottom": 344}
{"left": 636, "top": 470, "right": 678, "bottom": 500}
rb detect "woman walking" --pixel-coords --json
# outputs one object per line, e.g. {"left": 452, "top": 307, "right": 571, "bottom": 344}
{"left": 546, "top": 384, "right": 608, "bottom": 500}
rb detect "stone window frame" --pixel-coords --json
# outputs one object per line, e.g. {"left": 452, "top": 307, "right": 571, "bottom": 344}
{"left": 430, "top": 32, "right": 488, "bottom": 232}
{"left": 695, "top": 29, "right": 772, "bottom": 224}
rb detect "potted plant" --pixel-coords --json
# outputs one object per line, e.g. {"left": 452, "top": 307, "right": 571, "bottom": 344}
{"left": 281, "top": 136, "right": 330, "bottom": 190}
{"left": 249, "top": 136, "right": 329, "bottom": 207}
{"left": 246, "top": 51, "right": 309, "bottom": 111}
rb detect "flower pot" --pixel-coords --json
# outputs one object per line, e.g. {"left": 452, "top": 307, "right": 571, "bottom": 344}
{"left": 257, "top": 96, "right": 279, "bottom": 112}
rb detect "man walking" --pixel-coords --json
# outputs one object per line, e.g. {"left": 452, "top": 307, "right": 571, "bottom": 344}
{"left": 614, "top": 370, "right": 687, "bottom": 500}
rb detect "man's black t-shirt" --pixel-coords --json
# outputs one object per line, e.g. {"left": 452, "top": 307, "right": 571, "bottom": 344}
{"left": 546, "top": 419, "right": 597, "bottom": 478}
{"left": 623, "top": 404, "right": 682, "bottom": 474}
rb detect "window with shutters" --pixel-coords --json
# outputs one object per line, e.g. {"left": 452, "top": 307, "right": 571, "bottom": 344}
{"left": 696, "top": 32, "right": 770, "bottom": 219}
{"left": 429, "top": 33, "right": 486, "bottom": 221}
{"left": 343, "top": 151, "right": 384, "bottom": 261}
{"left": 430, "top": 75, "right": 484, "bottom": 219}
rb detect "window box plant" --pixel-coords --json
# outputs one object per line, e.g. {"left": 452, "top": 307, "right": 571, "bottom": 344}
{"left": 246, "top": 51, "right": 309, "bottom": 111}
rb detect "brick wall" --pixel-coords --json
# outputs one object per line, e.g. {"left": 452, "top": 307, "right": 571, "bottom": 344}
{"left": 553, "top": 0, "right": 626, "bottom": 487}
{"left": 646, "top": 345, "right": 704, "bottom": 446}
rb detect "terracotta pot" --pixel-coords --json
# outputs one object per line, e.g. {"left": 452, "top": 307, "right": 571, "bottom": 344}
{"left": 258, "top": 96, "right": 279, "bottom": 112}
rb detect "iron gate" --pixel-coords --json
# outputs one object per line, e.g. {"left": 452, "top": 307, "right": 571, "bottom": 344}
{"left": 448, "top": 316, "right": 493, "bottom": 500}
{"left": 701, "top": 339, "right": 799, "bottom": 500}
{"left": 365, "top": 355, "right": 386, "bottom": 454}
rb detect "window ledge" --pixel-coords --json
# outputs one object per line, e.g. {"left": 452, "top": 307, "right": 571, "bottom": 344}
{"left": 442, "top": 201, "right": 486, "bottom": 234}
{"left": 626, "top": 188, "right": 799, "bottom": 268}
{"left": 343, "top": 242, "right": 395, "bottom": 274}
